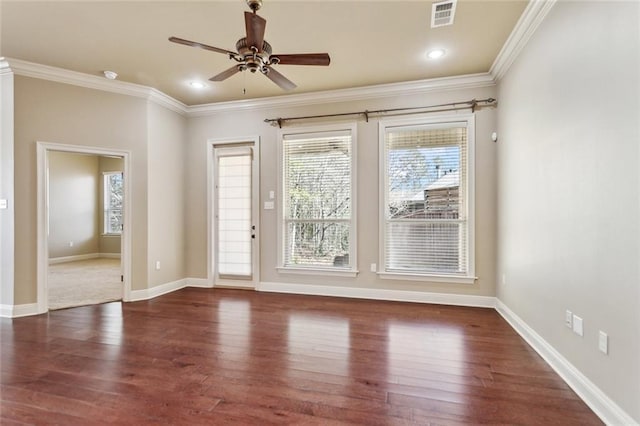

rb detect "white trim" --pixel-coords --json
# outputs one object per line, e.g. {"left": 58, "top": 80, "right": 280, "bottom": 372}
{"left": 4, "top": 58, "right": 187, "bottom": 115}
{"left": 0, "top": 59, "right": 15, "bottom": 310}
{"left": 258, "top": 281, "right": 496, "bottom": 308}
{"left": 277, "top": 123, "right": 358, "bottom": 273}
{"left": 129, "top": 278, "right": 187, "bottom": 302}
{"left": 100, "top": 253, "right": 121, "bottom": 259}
{"left": 207, "top": 136, "right": 261, "bottom": 290}
{"left": 49, "top": 253, "right": 100, "bottom": 264}
{"left": 2, "top": 57, "right": 494, "bottom": 116}
{"left": 0, "top": 303, "right": 40, "bottom": 318}
{"left": 188, "top": 73, "right": 495, "bottom": 116}
{"left": 377, "top": 272, "right": 476, "bottom": 284}
{"left": 378, "top": 113, "right": 476, "bottom": 280}
{"left": 490, "top": 0, "right": 558, "bottom": 81}
{"left": 48, "top": 252, "right": 120, "bottom": 264}
{"left": 37, "top": 142, "right": 132, "bottom": 311}
{"left": 276, "top": 267, "right": 359, "bottom": 278}
{"left": 495, "top": 299, "right": 637, "bottom": 426}
{"left": 185, "top": 278, "right": 213, "bottom": 288}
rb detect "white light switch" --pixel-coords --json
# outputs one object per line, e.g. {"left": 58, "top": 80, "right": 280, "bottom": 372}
{"left": 264, "top": 201, "right": 274, "bottom": 210}
{"left": 572, "top": 315, "right": 583, "bottom": 336}
{"left": 0, "top": 199, "right": 7, "bottom": 209}
{"left": 598, "top": 331, "right": 608, "bottom": 354}
{"left": 269, "top": 190, "right": 275, "bottom": 200}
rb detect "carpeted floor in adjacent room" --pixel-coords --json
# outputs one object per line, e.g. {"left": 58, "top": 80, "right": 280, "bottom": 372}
{"left": 48, "top": 258, "right": 122, "bottom": 310}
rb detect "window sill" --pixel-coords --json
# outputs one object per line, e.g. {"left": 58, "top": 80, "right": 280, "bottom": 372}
{"left": 277, "top": 266, "right": 359, "bottom": 278}
{"left": 101, "top": 233, "right": 122, "bottom": 237}
{"left": 377, "top": 271, "right": 477, "bottom": 284}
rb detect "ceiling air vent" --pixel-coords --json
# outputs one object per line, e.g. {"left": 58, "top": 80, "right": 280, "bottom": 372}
{"left": 431, "top": 0, "right": 457, "bottom": 28}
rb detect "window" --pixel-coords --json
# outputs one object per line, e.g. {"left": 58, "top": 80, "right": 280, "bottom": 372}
{"left": 103, "top": 172, "right": 123, "bottom": 234}
{"left": 379, "top": 115, "right": 474, "bottom": 282}
{"left": 279, "top": 125, "right": 356, "bottom": 274}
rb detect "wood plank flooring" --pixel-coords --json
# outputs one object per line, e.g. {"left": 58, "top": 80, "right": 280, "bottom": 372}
{"left": 1, "top": 288, "right": 602, "bottom": 425}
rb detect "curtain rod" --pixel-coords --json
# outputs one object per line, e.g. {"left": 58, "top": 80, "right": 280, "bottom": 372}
{"left": 264, "top": 98, "right": 496, "bottom": 128}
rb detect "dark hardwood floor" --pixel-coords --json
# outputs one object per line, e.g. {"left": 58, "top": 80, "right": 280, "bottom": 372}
{"left": 1, "top": 288, "right": 602, "bottom": 425}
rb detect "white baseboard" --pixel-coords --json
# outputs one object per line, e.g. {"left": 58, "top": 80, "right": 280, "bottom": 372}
{"left": 0, "top": 303, "right": 40, "bottom": 318}
{"left": 99, "top": 253, "right": 121, "bottom": 259}
{"left": 49, "top": 252, "right": 121, "bottom": 264}
{"left": 258, "top": 281, "right": 496, "bottom": 308}
{"left": 495, "top": 299, "right": 637, "bottom": 426}
{"left": 49, "top": 253, "right": 100, "bottom": 264}
{"left": 185, "top": 278, "right": 212, "bottom": 288}
{"left": 128, "top": 278, "right": 187, "bottom": 302}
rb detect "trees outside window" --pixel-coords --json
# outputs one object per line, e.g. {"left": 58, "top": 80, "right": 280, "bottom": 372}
{"left": 380, "top": 117, "right": 474, "bottom": 278}
{"left": 281, "top": 126, "right": 355, "bottom": 270}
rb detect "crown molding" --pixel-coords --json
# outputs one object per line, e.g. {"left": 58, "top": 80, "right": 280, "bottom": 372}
{"left": 490, "top": 0, "right": 558, "bottom": 81}
{"left": 186, "top": 73, "right": 496, "bottom": 117}
{"left": 2, "top": 57, "right": 188, "bottom": 115}
{"left": 1, "top": 57, "right": 495, "bottom": 118}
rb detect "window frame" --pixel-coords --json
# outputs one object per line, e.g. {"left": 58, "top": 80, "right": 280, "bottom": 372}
{"left": 277, "top": 123, "right": 358, "bottom": 277}
{"left": 103, "top": 171, "right": 123, "bottom": 236}
{"left": 378, "top": 113, "right": 476, "bottom": 284}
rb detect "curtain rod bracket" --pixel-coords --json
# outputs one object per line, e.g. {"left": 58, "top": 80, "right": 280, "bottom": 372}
{"left": 364, "top": 110, "right": 369, "bottom": 123}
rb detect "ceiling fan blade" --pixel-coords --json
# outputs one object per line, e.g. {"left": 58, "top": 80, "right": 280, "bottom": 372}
{"left": 210, "top": 65, "right": 241, "bottom": 82}
{"left": 245, "top": 11, "right": 266, "bottom": 52}
{"left": 169, "top": 36, "right": 236, "bottom": 56}
{"left": 264, "top": 67, "right": 297, "bottom": 91}
{"left": 271, "top": 53, "right": 331, "bottom": 66}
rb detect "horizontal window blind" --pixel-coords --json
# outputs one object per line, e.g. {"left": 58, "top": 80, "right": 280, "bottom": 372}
{"left": 217, "top": 149, "right": 252, "bottom": 277}
{"left": 384, "top": 124, "right": 468, "bottom": 275}
{"left": 283, "top": 130, "right": 352, "bottom": 268}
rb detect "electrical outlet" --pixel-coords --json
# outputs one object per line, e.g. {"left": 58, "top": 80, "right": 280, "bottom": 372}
{"left": 599, "top": 331, "right": 608, "bottom": 354}
{"left": 370, "top": 263, "right": 377, "bottom": 272}
{"left": 565, "top": 310, "right": 573, "bottom": 328}
{"left": 572, "top": 315, "right": 583, "bottom": 336}
{"left": 69, "top": 241, "right": 74, "bottom": 247}
{"left": 155, "top": 261, "right": 161, "bottom": 270}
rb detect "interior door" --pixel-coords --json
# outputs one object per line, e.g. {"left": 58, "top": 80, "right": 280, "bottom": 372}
{"left": 213, "top": 144, "right": 257, "bottom": 287}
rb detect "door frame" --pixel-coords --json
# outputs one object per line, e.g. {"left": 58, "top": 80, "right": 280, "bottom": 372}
{"left": 207, "top": 136, "right": 260, "bottom": 289}
{"left": 36, "top": 142, "right": 132, "bottom": 314}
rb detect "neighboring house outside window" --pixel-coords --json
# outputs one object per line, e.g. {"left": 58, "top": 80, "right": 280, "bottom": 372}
{"left": 103, "top": 172, "right": 123, "bottom": 234}
{"left": 379, "top": 115, "right": 475, "bottom": 283}
{"left": 278, "top": 124, "right": 357, "bottom": 276}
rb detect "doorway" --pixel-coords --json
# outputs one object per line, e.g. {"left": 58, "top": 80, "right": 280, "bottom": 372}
{"left": 37, "top": 142, "right": 131, "bottom": 313}
{"left": 209, "top": 138, "right": 260, "bottom": 288}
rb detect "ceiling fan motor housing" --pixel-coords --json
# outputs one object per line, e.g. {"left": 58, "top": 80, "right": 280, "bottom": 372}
{"left": 246, "top": 0, "right": 263, "bottom": 12}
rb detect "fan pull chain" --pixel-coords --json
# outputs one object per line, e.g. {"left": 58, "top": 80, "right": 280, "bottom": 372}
{"left": 243, "top": 70, "right": 247, "bottom": 95}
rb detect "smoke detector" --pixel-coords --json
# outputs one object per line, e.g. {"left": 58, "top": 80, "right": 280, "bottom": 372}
{"left": 103, "top": 70, "right": 118, "bottom": 80}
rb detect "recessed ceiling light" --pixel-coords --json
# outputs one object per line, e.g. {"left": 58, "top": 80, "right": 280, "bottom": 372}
{"left": 103, "top": 70, "right": 118, "bottom": 80}
{"left": 190, "top": 81, "right": 206, "bottom": 89}
{"left": 427, "top": 49, "right": 446, "bottom": 59}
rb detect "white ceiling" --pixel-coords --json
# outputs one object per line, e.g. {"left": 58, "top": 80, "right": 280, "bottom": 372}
{"left": 0, "top": 0, "right": 528, "bottom": 106}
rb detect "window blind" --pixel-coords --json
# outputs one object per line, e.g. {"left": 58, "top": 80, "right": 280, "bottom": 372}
{"left": 384, "top": 124, "right": 468, "bottom": 275}
{"left": 217, "top": 149, "right": 252, "bottom": 277}
{"left": 282, "top": 130, "right": 352, "bottom": 268}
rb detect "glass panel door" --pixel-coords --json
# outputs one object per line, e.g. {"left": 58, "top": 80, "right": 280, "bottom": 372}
{"left": 215, "top": 146, "right": 253, "bottom": 279}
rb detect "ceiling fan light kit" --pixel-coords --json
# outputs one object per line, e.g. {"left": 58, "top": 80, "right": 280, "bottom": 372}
{"left": 169, "top": 0, "right": 330, "bottom": 91}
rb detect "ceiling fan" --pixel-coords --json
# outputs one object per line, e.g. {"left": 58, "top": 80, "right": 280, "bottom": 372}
{"left": 169, "top": 0, "right": 331, "bottom": 91}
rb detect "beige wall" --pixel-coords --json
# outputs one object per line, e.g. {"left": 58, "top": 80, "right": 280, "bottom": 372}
{"left": 497, "top": 1, "right": 639, "bottom": 421}
{"left": 147, "top": 101, "right": 186, "bottom": 286}
{"left": 98, "top": 156, "right": 123, "bottom": 254}
{"left": 47, "top": 151, "right": 100, "bottom": 258}
{"left": 14, "top": 76, "right": 149, "bottom": 302}
{"left": 186, "top": 85, "right": 498, "bottom": 296}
